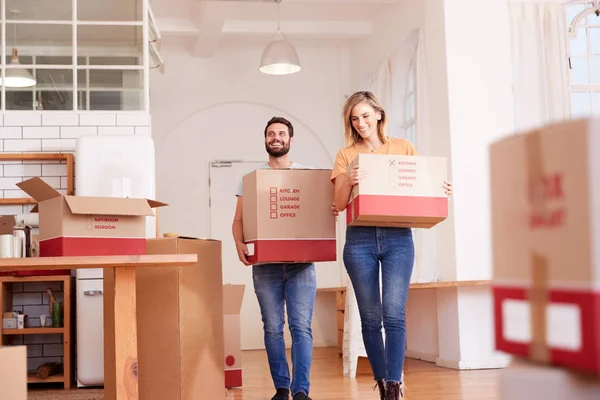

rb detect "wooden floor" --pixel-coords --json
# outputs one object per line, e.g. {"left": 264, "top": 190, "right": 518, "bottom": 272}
{"left": 29, "top": 347, "right": 502, "bottom": 399}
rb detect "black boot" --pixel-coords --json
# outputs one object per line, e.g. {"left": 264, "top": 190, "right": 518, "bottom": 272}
{"left": 384, "top": 381, "right": 403, "bottom": 399}
{"left": 271, "top": 388, "right": 290, "bottom": 400}
{"left": 292, "top": 392, "right": 312, "bottom": 400}
{"left": 373, "top": 379, "right": 386, "bottom": 399}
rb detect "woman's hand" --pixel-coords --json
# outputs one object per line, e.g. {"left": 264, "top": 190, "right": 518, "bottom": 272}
{"left": 331, "top": 202, "right": 339, "bottom": 217}
{"left": 347, "top": 166, "right": 366, "bottom": 186}
{"left": 443, "top": 180, "right": 453, "bottom": 196}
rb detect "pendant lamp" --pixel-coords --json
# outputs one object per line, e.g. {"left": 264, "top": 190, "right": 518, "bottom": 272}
{"left": 259, "top": 0, "right": 301, "bottom": 75}
{"left": 1, "top": 11, "right": 36, "bottom": 88}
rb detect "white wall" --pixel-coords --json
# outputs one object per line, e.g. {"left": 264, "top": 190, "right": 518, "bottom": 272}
{"left": 149, "top": 40, "right": 351, "bottom": 349}
{"left": 347, "top": 0, "right": 514, "bottom": 369}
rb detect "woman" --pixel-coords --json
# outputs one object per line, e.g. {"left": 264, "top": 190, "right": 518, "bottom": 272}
{"left": 331, "top": 91, "right": 452, "bottom": 400}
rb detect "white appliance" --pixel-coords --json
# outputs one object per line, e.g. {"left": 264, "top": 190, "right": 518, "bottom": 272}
{"left": 74, "top": 135, "right": 156, "bottom": 387}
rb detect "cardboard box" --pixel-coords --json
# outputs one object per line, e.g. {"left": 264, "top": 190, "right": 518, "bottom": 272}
{"left": 500, "top": 359, "right": 600, "bottom": 400}
{"left": 346, "top": 154, "right": 448, "bottom": 228}
{"left": 223, "top": 284, "right": 245, "bottom": 388}
{"left": 0, "top": 346, "right": 27, "bottom": 400}
{"left": 242, "top": 169, "right": 336, "bottom": 264}
{"left": 104, "top": 236, "right": 226, "bottom": 400}
{"left": 0, "top": 216, "right": 16, "bottom": 235}
{"left": 490, "top": 118, "right": 600, "bottom": 376}
{"left": 16, "top": 177, "right": 166, "bottom": 256}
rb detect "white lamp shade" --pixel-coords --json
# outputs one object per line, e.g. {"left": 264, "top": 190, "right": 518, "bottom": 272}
{"left": 259, "top": 32, "right": 301, "bottom": 75}
{"left": 0, "top": 55, "right": 36, "bottom": 88}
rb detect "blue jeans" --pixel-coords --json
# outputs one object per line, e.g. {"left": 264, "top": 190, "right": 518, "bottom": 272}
{"left": 343, "top": 226, "right": 414, "bottom": 383}
{"left": 252, "top": 263, "right": 317, "bottom": 396}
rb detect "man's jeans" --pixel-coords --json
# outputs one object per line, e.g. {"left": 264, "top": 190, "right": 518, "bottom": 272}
{"left": 252, "top": 263, "right": 317, "bottom": 396}
{"left": 343, "top": 226, "right": 414, "bottom": 383}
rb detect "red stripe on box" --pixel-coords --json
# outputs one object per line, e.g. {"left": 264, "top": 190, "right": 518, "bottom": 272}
{"left": 225, "top": 369, "right": 242, "bottom": 388}
{"left": 40, "top": 237, "right": 146, "bottom": 257}
{"left": 493, "top": 285, "right": 600, "bottom": 375}
{"left": 246, "top": 239, "right": 336, "bottom": 265}
{"left": 347, "top": 194, "right": 448, "bottom": 224}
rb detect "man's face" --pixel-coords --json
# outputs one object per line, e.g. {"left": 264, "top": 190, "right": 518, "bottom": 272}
{"left": 265, "top": 123, "right": 292, "bottom": 157}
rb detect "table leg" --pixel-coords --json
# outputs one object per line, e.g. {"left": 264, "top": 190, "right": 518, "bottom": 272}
{"left": 104, "top": 267, "right": 139, "bottom": 400}
{"left": 114, "top": 266, "right": 139, "bottom": 399}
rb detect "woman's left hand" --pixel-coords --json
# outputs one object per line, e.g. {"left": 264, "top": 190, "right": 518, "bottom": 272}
{"left": 443, "top": 180, "right": 453, "bottom": 196}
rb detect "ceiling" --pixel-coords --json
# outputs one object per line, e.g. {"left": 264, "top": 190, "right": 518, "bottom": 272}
{"left": 150, "top": 0, "right": 397, "bottom": 55}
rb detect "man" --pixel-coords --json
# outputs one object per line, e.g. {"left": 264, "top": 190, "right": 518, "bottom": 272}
{"left": 232, "top": 117, "right": 329, "bottom": 400}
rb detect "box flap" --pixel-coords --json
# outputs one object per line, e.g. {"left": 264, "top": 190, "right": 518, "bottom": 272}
{"left": 147, "top": 199, "right": 168, "bottom": 208}
{"left": 0, "top": 216, "right": 16, "bottom": 235}
{"left": 222, "top": 284, "right": 245, "bottom": 314}
{"left": 16, "top": 177, "right": 61, "bottom": 202}
{"left": 64, "top": 196, "right": 155, "bottom": 217}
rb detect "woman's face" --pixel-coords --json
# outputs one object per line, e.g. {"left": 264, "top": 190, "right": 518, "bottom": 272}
{"left": 350, "top": 101, "right": 380, "bottom": 140}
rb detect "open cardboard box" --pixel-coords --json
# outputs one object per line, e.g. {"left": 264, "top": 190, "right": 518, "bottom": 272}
{"left": 16, "top": 177, "right": 166, "bottom": 256}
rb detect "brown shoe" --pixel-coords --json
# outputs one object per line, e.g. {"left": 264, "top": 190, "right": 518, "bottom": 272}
{"left": 384, "top": 381, "right": 403, "bottom": 399}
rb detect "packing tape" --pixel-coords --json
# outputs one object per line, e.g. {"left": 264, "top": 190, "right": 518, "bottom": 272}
{"left": 525, "top": 129, "right": 550, "bottom": 363}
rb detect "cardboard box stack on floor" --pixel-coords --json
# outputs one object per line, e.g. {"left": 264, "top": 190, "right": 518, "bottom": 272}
{"left": 223, "top": 284, "right": 245, "bottom": 388}
{"left": 104, "top": 236, "right": 228, "bottom": 400}
{"left": 242, "top": 169, "right": 336, "bottom": 264}
{"left": 490, "top": 118, "right": 600, "bottom": 398}
{"left": 346, "top": 154, "right": 448, "bottom": 228}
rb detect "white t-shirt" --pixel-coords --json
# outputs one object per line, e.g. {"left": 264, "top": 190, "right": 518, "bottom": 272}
{"left": 235, "top": 161, "right": 314, "bottom": 197}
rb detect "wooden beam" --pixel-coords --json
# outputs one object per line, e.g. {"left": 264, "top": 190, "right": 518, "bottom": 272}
{"left": 0, "top": 254, "right": 197, "bottom": 272}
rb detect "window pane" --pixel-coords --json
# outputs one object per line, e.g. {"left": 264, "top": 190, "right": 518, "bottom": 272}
{"left": 408, "top": 67, "right": 414, "bottom": 91}
{"left": 78, "top": 26, "right": 142, "bottom": 64}
{"left": 6, "top": 89, "right": 33, "bottom": 110}
{"left": 6, "top": 0, "right": 72, "bottom": 20}
{"left": 35, "top": 56, "right": 73, "bottom": 66}
{"left": 78, "top": 0, "right": 142, "bottom": 21}
{"left": 571, "top": 91, "right": 592, "bottom": 118}
{"left": 588, "top": 10, "right": 600, "bottom": 26}
{"left": 566, "top": 4, "right": 585, "bottom": 26}
{"left": 590, "top": 28, "right": 600, "bottom": 54}
{"left": 591, "top": 57, "right": 600, "bottom": 84}
{"left": 7, "top": 23, "right": 72, "bottom": 55}
{"left": 570, "top": 27, "right": 587, "bottom": 56}
{"left": 593, "top": 92, "right": 600, "bottom": 116}
{"left": 570, "top": 57, "right": 589, "bottom": 84}
{"left": 89, "top": 70, "right": 142, "bottom": 111}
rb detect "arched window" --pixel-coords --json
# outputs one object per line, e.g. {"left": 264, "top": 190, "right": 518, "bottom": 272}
{"left": 566, "top": 1, "right": 600, "bottom": 117}
{"left": 404, "top": 61, "right": 417, "bottom": 146}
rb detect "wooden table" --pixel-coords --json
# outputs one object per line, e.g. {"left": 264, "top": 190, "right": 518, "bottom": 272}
{"left": 0, "top": 254, "right": 197, "bottom": 400}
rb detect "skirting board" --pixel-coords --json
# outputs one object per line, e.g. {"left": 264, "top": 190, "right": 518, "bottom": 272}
{"left": 406, "top": 350, "right": 437, "bottom": 363}
{"left": 435, "top": 355, "right": 512, "bottom": 370}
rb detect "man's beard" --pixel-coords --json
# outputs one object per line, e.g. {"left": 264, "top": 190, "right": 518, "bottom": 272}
{"left": 265, "top": 141, "right": 290, "bottom": 157}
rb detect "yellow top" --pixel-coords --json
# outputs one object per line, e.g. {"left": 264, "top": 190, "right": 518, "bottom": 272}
{"left": 330, "top": 137, "right": 418, "bottom": 182}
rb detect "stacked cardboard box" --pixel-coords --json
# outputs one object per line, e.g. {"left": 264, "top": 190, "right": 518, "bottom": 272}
{"left": 490, "top": 118, "right": 600, "bottom": 397}
{"left": 346, "top": 154, "right": 448, "bottom": 228}
{"left": 223, "top": 284, "right": 245, "bottom": 388}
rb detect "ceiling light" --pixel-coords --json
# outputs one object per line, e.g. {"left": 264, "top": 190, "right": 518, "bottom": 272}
{"left": 1, "top": 49, "right": 36, "bottom": 88}
{"left": 259, "top": 31, "right": 301, "bottom": 75}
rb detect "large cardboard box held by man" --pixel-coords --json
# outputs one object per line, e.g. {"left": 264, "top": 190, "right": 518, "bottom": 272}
{"left": 104, "top": 236, "right": 226, "bottom": 400}
{"left": 490, "top": 118, "right": 600, "bottom": 377}
{"left": 346, "top": 153, "right": 448, "bottom": 228}
{"left": 242, "top": 169, "right": 336, "bottom": 264}
{"left": 16, "top": 177, "right": 165, "bottom": 256}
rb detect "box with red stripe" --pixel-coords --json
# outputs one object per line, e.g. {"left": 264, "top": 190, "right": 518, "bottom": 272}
{"left": 242, "top": 169, "right": 336, "bottom": 265}
{"left": 16, "top": 177, "right": 166, "bottom": 258}
{"left": 346, "top": 154, "right": 448, "bottom": 228}
{"left": 490, "top": 118, "right": 600, "bottom": 377}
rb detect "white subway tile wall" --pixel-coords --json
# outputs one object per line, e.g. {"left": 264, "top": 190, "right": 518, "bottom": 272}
{"left": 0, "top": 111, "right": 151, "bottom": 371}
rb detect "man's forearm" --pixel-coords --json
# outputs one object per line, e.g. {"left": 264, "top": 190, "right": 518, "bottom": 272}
{"left": 232, "top": 218, "right": 245, "bottom": 245}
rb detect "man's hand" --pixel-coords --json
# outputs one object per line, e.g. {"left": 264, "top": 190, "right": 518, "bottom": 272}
{"left": 235, "top": 241, "right": 251, "bottom": 266}
{"left": 331, "top": 202, "right": 339, "bottom": 217}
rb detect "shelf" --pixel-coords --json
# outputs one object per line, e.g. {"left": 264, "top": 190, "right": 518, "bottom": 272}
{"left": 28, "top": 372, "right": 64, "bottom": 384}
{"left": 3, "top": 328, "right": 64, "bottom": 335}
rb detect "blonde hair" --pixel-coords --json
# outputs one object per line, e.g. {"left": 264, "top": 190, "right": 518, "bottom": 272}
{"left": 342, "top": 91, "right": 388, "bottom": 146}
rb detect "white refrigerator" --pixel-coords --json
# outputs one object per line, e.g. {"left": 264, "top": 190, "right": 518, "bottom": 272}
{"left": 74, "top": 134, "right": 156, "bottom": 387}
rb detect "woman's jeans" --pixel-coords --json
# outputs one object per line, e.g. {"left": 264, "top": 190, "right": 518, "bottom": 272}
{"left": 343, "top": 225, "right": 414, "bottom": 383}
{"left": 252, "top": 263, "right": 317, "bottom": 396}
